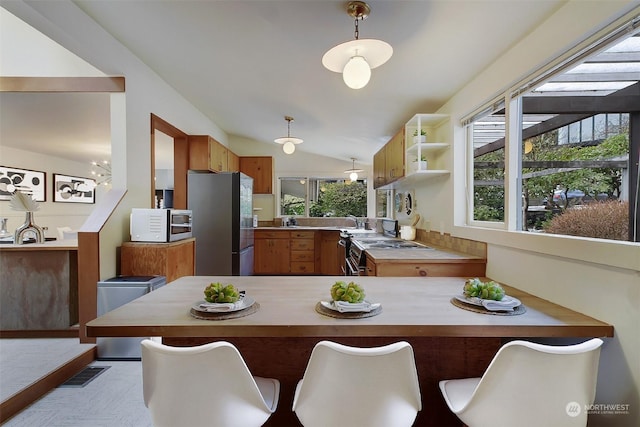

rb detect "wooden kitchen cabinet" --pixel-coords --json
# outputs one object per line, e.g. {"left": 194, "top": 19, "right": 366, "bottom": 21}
{"left": 365, "top": 254, "right": 377, "bottom": 276}
{"left": 254, "top": 230, "right": 290, "bottom": 274}
{"left": 290, "top": 230, "right": 316, "bottom": 274}
{"left": 240, "top": 156, "right": 273, "bottom": 194}
{"left": 254, "top": 229, "right": 326, "bottom": 275}
{"left": 121, "top": 238, "right": 195, "bottom": 283}
{"left": 373, "top": 148, "right": 386, "bottom": 189}
{"left": 319, "top": 230, "right": 343, "bottom": 275}
{"left": 385, "top": 128, "right": 405, "bottom": 183}
{"left": 373, "top": 128, "right": 404, "bottom": 188}
{"left": 366, "top": 258, "right": 485, "bottom": 277}
{"left": 188, "top": 135, "right": 228, "bottom": 172}
{"left": 227, "top": 150, "right": 240, "bottom": 172}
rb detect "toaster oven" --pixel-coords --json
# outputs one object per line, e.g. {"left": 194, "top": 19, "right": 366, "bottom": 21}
{"left": 130, "top": 208, "right": 192, "bottom": 242}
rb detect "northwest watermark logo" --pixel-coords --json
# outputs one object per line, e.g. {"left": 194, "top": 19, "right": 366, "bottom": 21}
{"left": 566, "top": 401, "right": 630, "bottom": 417}
{"left": 566, "top": 401, "right": 581, "bottom": 417}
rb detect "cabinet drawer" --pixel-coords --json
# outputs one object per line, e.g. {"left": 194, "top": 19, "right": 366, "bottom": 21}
{"left": 291, "top": 262, "right": 315, "bottom": 274}
{"left": 255, "top": 230, "right": 290, "bottom": 239}
{"left": 291, "top": 239, "right": 314, "bottom": 250}
{"left": 291, "top": 251, "right": 314, "bottom": 262}
{"left": 291, "top": 231, "right": 314, "bottom": 239}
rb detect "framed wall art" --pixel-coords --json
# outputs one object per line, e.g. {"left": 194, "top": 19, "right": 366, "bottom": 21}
{"left": 0, "top": 166, "right": 46, "bottom": 201}
{"left": 53, "top": 173, "right": 96, "bottom": 204}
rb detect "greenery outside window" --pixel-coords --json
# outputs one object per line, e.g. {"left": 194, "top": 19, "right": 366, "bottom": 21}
{"left": 279, "top": 177, "right": 367, "bottom": 217}
{"left": 466, "top": 27, "right": 638, "bottom": 242}
{"left": 468, "top": 109, "right": 506, "bottom": 224}
{"left": 516, "top": 32, "right": 636, "bottom": 241}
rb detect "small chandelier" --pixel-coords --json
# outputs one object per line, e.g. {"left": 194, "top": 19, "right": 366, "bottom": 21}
{"left": 344, "top": 157, "right": 364, "bottom": 182}
{"left": 91, "top": 160, "right": 112, "bottom": 186}
{"left": 322, "top": 1, "right": 393, "bottom": 89}
{"left": 274, "top": 115, "right": 303, "bottom": 154}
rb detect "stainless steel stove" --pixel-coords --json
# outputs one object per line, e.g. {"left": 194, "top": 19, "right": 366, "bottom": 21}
{"left": 344, "top": 219, "right": 433, "bottom": 276}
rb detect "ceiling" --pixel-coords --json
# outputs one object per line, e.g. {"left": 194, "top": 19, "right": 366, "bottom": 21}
{"left": 2, "top": 0, "right": 569, "bottom": 166}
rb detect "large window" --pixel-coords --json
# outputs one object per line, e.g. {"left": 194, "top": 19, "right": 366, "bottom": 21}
{"left": 517, "top": 34, "right": 636, "bottom": 241}
{"left": 279, "top": 177, "right": 367, "bottom": 217}
{"left": 468, "top": 108, "right": 506, "bottom": 224}
{"left": 466, "top": 28, "right": 639, "bottom": 242}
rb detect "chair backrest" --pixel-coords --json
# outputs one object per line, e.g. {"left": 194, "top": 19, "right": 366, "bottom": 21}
{"left": 56, "top": 226, "right": 72, "bottom": 240}
{"left": 292, "top": 340, "right": 421, "bottom": 427}
{"left": 458, "top": 338, "right": 603, "bottom": 426}
{"left": 141, "top": 339, "right": 276, "bottom": 427}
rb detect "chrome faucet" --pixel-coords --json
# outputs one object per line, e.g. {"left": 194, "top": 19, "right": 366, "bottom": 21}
{"left": 347, "top": 215, "right": 358, "bottom": 228}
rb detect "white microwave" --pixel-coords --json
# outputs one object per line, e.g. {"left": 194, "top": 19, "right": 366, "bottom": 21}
{"left": 130, "top": 208, "right": 193, "bottom": 242}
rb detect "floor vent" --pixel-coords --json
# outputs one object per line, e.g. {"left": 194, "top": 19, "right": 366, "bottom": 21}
{"left": 59, "top": 366, "right": 110, "bottom": 388}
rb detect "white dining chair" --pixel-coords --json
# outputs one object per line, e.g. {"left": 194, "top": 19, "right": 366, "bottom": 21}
{"left": 141, "top": 339, "right": 279, "bottom": 427}
{"left": 439, "top": 338, "right": 603, "bottom": 427}
{"left": 292, "top": 340, "right": 422, "bottom": 427}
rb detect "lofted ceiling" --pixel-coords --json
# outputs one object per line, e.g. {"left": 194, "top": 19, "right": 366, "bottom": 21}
{"left": 2, "top": 0, "right": 569, "bottom": 167}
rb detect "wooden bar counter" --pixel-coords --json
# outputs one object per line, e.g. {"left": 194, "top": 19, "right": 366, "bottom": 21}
{"left": 86, "top": 276, "right": 613, "bottom": 426}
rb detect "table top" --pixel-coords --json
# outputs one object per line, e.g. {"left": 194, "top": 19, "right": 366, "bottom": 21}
{"left": 86, "top": 275, "right": 613, "bottom": 339}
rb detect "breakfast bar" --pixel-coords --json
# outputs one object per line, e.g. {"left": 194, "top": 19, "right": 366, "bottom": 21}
{"left": 86, "top": 276, "right": 613, "bottom": 426}
{"left": 0, "top": 240, "right": 78, "bottom": 332}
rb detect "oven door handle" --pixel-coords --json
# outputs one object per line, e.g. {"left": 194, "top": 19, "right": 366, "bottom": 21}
{"left": 346, "top": 258, "right": 361, "bottom": 276}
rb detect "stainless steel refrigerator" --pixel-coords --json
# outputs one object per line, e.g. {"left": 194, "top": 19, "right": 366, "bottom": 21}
{"left": 187, "top": 171, "right": 254, "bottom": 275}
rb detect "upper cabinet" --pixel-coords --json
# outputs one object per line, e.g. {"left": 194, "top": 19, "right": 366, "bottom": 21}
{"left": 373, "top": 114, "right": 449, "bottom": 189}
{"left": 373, "top": 149, "right": 386, "bottom": 188}
{"left": 386, "top": 129, "right": 405, "bottom": 183}
{"left": 240, "top": 156, "right": 274, "bottom": 194}
{"left": 188, "top": 135, "right": 228, "bottom": 172}
{"left": 404, "top": 114, "right": 450, "bottom": 179}
{"left": 228, "top": 150, "right": 240, "bottom": 172}
{"left": 373, "top": 129, "right": 405, "bottom": 189}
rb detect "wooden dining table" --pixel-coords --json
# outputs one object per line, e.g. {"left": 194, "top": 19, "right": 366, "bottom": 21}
{"left": 86, "top": 275, "right": 613, "bottom": 426}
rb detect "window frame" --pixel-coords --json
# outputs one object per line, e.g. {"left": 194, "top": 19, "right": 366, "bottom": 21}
{"left": 457, "top": 10, "right": 639, "bottom": 269}
{"left": 276, "top": 175, "right": 368, "bottom": 218}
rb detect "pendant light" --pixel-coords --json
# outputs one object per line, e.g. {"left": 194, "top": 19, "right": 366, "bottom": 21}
{"left": 322, "top": 1, "right": 392, "bottom": 89}
{"left": 344, "top": 157, "right": 364, "bottom": 182}
{"left": 274, "top": 116, "right": 303, "bottom": 154}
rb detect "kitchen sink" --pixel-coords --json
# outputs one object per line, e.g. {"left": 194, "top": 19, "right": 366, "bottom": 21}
{"left": 353, "top": 238, "right": 433, "bottom": 249}
{"left": 365, "top": 241, "right": 433, "bottom": 249}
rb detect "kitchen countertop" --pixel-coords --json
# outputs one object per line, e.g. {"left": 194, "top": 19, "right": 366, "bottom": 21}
{"left": 254, "top": 226, "right": 374, "bottom": 232}
{"left": 86, "top": 275, "right": 613, "bottom": 338}
{"left": 0, "top": 238, "right": 78, "bottom": 251}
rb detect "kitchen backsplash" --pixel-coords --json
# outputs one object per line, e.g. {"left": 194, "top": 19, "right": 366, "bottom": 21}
{"left": 261, "top": 217, "right": 378, "bottom": 230}
{"left": 417, "top": 229, "right": 487, "bottom": 258}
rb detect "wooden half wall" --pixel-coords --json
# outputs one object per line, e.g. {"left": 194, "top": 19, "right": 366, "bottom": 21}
{"left": 78, "top": 189, "right": 126, "bottom": 343}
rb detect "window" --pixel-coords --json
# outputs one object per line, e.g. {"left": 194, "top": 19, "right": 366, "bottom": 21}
{"left": 518, "top": 35, "right": 636, "bottom": 241}
{"left": 279, "top": 177, "right": 367, "bottom": 217}
{"left": 467, "top": 108, "right": 506, "bottom": 224}
{"left": 465, "top": 22, "right": 638, "bottom": 242}
{"left": 280, "top": 177, "right": 306, "bottom": 216}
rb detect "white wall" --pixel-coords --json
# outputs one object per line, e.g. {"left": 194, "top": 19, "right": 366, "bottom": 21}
{"left": 0, "top": 146, "right": 108, "bottom": 236}
{"left": 2, "top": 0, "right": 232, "bottom": 278}
{"left": 435, "top": 1, "right": 640, "bottom": 425}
